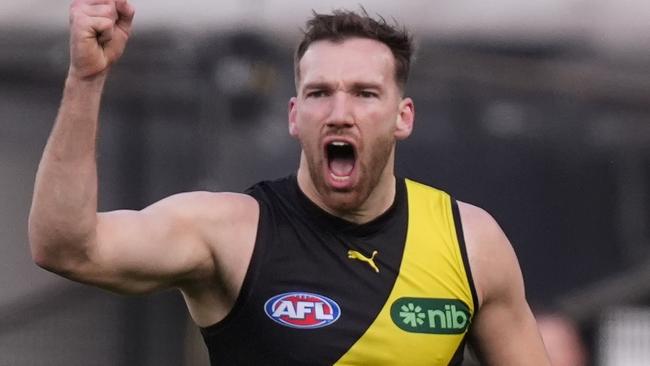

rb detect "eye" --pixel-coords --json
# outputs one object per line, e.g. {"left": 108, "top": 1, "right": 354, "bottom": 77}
{"left": 356, "top": 90, "right": 378, "bottom": 98}
{"left": 306, "top": 90, "right": 329, "bottom": 98}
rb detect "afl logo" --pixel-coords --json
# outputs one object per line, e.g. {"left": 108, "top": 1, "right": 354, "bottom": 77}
{"left": 264, "top": 292, "right": 341, "bottom": 329}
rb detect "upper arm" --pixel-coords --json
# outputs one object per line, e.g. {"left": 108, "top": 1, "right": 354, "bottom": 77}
{"left": 458, "top": 202, "right": 550, "bottom": 365}
{"left": 68, "top": 192, "right": 259, "bottom": 294}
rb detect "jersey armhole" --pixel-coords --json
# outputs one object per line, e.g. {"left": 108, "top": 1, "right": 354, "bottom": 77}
{"left": 451, "top": 198, "right": 480, "bottom": 314}
{"left": 200, "top": 197, "right": 267, "bottom": 337}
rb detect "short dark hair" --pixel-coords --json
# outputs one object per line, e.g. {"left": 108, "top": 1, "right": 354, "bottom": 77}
{"left": 294, "top": 9, "right": 414, "bottom": 93}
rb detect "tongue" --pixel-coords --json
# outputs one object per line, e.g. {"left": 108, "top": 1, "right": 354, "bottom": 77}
{"left": 329, "top": 157, "right": 354, "bottom": 176}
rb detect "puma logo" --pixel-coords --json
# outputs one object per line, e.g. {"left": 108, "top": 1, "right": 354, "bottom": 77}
{"left": 347, "top": 250, "right": 379, "bottom": 273}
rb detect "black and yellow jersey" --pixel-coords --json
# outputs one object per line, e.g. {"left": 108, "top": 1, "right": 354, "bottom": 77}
{"left": 201, "top": 175, "right": 478, "bottom": 365}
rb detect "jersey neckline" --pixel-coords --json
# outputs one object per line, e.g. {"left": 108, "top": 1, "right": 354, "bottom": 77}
{"left": 289, "top": 174, "right": 406, "bottom": 237}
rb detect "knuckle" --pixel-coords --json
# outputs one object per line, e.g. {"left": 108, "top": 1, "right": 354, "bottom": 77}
{"left": 102, "top": 18, "right": 115, "bottom": 28}
{"left": 69, "top": 9, "right": 83, "bottom": 25}
{"left": 69, "top": 3, "right": 79, "bottom": 16}
{"left": 69, "top": 4, "right": 89, "bottom": 21}
{"left": 69, "top": 0, "right": 85, "bottom": 12}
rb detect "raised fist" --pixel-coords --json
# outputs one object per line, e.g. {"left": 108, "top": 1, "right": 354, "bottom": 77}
{"left": 68, "top": 0, "right": 135, "bottom": 79}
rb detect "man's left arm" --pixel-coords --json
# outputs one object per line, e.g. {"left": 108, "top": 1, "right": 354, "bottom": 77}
{"left": 458, "top": 202, "right": 550, "bottom": 365}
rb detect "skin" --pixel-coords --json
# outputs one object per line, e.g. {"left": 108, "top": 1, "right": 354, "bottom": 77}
{"left": 537, "top": 314, "right": 588, "bottom": 366}
{"left": 29, "top": 1, "right": 550, "bottom": 364}
{"left": 289, "top": 38, "right": 414, "bottom": 223}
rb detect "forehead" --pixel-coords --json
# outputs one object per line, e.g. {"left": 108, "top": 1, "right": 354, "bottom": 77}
{"left": 298, "top": 37, "right": 396, "bottom": 88}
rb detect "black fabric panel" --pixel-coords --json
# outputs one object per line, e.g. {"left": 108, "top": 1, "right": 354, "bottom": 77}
{"left": 201, "top": 176, "right": 408, "bottom": 365}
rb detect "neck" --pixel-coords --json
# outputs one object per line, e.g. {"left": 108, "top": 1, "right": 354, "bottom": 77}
{"left": 296, "top": 155, "right": 397, "bottom": 224}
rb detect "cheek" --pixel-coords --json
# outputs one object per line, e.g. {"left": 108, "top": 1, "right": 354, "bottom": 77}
{"left": 294, "top": 106, "right": 325, "bottom": 134}
{"left": 302, "top": 99, "right": 330, "bottom": 117}
{"left": 358, "top": 112, "right": 397, "bottom": 158}
{"left": 364, "top": 110, "right": 398, "bottom": 138}
{"left": 360, "top": 125, "right": 393, "bottom": 159}
{"left": 293, "top": 121, "right": 319, "bottom": 151}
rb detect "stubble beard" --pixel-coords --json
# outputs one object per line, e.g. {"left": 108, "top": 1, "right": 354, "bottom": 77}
{"left": 304, "top": 135, "right": 395, "bottom": 214}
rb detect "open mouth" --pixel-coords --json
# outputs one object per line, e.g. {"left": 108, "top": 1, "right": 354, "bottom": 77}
{"left": 326, "top": 141, "right": 356, "bottom": 180}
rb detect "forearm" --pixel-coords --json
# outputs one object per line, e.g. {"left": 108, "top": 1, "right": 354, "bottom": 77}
{"left": 29, "top": 73, "right": 107, "bottom": 269}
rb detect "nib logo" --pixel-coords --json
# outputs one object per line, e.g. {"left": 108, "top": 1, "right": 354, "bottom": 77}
{"left": 399, "top": 303, "right": 427, "bottom": 327}
{"left": 391, "top": 298, "right": 471, "bottom": 334}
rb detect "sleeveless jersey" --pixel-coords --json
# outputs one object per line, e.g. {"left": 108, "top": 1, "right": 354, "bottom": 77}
{"left": 201, "top": 175, "right": 478, "bottom": 365}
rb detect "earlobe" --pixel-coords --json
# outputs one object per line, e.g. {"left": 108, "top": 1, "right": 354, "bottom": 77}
{"left": 395, "top": 97, "right": 414, "bottom": 140}
{"left": 288, "top": 97, "right": 299, "bottom": 137}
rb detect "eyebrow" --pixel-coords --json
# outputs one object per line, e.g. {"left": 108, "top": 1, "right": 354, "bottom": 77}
{"left": 349, "top": 82, "right": 382, "bottom": 91}
{"left": 301, "top": 81, "right": 383, "bottom": 94}
{"left": 302, "top": 82, "right": 333, "bottom": 92}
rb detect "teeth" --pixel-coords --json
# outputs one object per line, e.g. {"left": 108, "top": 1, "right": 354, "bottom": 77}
{"left": 331, "top": 141, "right": 349, "bottom": 146}
{"left": 330, "top": 172, "right": 351, "bottom": 181}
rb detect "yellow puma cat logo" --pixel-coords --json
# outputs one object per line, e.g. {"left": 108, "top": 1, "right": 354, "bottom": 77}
{"left": 347, "top": 250, "right": 379, "bottom": 273}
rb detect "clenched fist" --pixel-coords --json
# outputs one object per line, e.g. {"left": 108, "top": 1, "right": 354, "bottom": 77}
{"left": 68, "top": 0, "right": 135, "bottom": 79}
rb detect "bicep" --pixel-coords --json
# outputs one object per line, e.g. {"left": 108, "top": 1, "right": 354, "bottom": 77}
{"left": 88, "top": 204, "right": 210, "bottom": 293}
{"left": 469, "top": 265, "right": 547, "bottom": 365}
{"left": 73, "top": 192, "right": 255, "bottom": 294}
{"left": 459, "top": 202, "right": 549, "bottom": 365}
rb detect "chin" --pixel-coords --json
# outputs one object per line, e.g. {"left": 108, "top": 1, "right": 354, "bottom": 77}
{"left": 321, "top": 186, "right": 370, "bottom": 213}
{"left": 304, "top": 155, "right": 377, "bottom": 213}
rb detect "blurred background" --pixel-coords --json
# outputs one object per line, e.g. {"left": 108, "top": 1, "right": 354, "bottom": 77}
{"left": 1, "top": 0, "right": 649, "bottom": 365}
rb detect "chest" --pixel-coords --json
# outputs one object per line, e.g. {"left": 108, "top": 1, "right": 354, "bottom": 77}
{"left": 202, "top": 181, "right": 475, "bottom": 365}
{"left": 241, "top": 209, "right": 468, "bottom": 364}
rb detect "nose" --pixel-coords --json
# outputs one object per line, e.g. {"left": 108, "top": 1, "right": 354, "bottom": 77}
{"left": 326, "top": 91, "right": 354, "bottom": 129}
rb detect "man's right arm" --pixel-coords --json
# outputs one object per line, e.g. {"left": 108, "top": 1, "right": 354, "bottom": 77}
{"left": 28, "top": 1, "right": 259, "bottom": 310}
{"left": 29, "top": 0, "right": 136, "bottom": 277}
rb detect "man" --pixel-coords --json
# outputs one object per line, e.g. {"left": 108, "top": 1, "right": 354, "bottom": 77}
{"left": 29, "top": 0, "right": 550, "bottom": 364}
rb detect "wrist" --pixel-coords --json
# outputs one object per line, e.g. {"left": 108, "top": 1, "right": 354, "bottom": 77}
{"left": 61, "top": 67, "right": 109, "bottom": 116}
{"left": 66, "top": 67, "right": 109, "bottom": 87}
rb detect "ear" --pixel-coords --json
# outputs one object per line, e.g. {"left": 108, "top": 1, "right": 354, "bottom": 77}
{"left": 288, "top": 97, "right": 299, "bottom": 138}
{"left": 394, "top": 97, "right": 414, "bottom": 140}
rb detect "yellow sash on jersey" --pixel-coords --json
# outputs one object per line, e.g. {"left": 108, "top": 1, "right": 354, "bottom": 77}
{"left": 335, "top": 179, "right": 476, "bottom": 365}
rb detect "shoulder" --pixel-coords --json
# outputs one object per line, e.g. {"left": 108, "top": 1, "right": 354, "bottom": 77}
{"left": 143, "top": 191, "right": 259, "bottom": 225}
{"left": 456, "top": 201, "right": 504, "bottom": 248}
{"left": 142, "top": 191, "right": 260, "bottom": 253}
{"left": 149, "top": 191, "right": 260, "bottom": 285}
{"left": 245, "top": 175, "right": 295, "bottom": 201}
{"left": 456, "top": 201, "right": 524, "bottom": 308}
